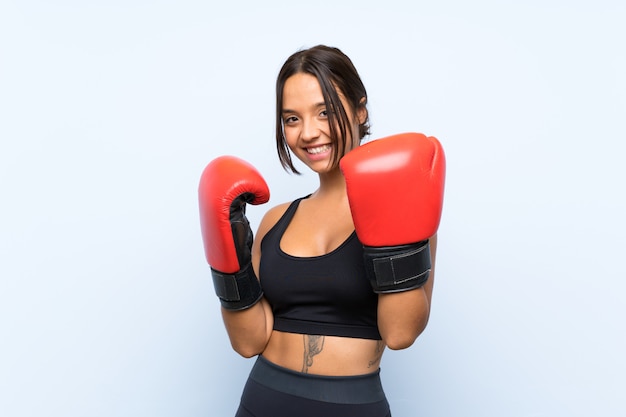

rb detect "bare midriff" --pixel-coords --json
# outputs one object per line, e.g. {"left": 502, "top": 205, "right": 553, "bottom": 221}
{"left": 261, "top": 330, "right": 385, "bottom": 376}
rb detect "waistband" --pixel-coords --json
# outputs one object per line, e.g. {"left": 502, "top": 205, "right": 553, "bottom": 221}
{"left": 249, "top": 355, "right": 386, "bottom": 404}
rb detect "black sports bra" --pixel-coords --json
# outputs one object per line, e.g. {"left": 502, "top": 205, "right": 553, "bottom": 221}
{"left": 260, "top": 196, "right": 381, "bottom": 340}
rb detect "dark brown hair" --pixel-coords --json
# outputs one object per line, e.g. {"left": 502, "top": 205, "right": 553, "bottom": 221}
{"left": 275, "top": 45, "right": 370, "bottom": 174}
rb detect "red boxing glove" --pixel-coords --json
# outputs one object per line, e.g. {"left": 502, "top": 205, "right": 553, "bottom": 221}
{"left": 340, "top": 132, "right": 446, "bottom": 293}
{"left": 198, "top": 156, "right": 270, "bottom": 309}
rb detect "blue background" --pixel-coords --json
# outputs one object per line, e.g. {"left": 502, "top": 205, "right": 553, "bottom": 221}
{"left": 1, "top": 1, "right": 624, "bottom": 416}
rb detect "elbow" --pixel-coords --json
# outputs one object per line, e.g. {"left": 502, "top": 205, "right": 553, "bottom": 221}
{"left": 234, "top": 348, "right": 260, "bottom": 359}
{"left": 382, "top": 318, "right": 430, "bottom": 351}
{"left": 230, "top": 340, "right": 265, "bottom": 358}
{"left": 384, "top": 332, "right": 419, "bottom": 351}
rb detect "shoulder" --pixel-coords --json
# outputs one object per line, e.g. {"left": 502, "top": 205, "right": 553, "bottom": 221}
{"left": 251, "top": 200, "right": 292, "bottom": 268}
{"left": 261, "top": 202, "right": 291, "bottom": 230}
{"left": 255, "top": 201, "right": 292, "bottom": 243}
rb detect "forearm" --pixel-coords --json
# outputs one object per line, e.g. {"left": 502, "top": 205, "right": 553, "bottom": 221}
{"left": 377, "top": 234, "right": 437, "bottom": 350}
{"left": 377, "top": 287, "right": 430, "bottom": 350}
{"left": 221, "top": 298, "right": 273, "bottom": 357}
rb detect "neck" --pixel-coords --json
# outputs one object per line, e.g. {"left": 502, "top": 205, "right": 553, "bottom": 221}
{"left": 313, "top": 167, "right": 347, "bottom": 199}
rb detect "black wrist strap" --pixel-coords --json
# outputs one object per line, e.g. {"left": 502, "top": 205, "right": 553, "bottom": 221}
{"left": 364, "top": 241, "right": 431, "bottom": 293}
{"left": 211, "top": 263, "right": 263, "bottom": 310}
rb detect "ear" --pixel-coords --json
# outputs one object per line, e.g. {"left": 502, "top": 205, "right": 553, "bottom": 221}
{"left": 357, "top": 97, "right": 368, "bottom": 124}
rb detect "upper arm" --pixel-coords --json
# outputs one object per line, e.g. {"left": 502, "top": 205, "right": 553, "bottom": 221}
{"left": 251, "top": 202, "right": 291, "bottom": 278}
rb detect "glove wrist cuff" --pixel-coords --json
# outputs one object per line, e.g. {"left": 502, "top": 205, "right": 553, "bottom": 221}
{"left": 363, "top": 240, "right": 431, "bottom": 293}
{"left": 211, "top": 263, "right": 263, "bottom": 310}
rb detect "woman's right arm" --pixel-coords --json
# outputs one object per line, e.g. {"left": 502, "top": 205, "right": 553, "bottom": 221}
{"left": 221, "top": 299, "right": 273, "bottom": 358}
{"left": 220, "top": 203, "right": 289, "bottom": 358}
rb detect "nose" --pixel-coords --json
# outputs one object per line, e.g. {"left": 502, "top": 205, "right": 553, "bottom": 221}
{"left": 300, "top": 117, "right": 321, "bottom": 142}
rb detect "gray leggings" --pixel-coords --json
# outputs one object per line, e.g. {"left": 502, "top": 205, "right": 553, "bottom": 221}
{"left": 234, "top": 355, "right": 391, "bottom": 417}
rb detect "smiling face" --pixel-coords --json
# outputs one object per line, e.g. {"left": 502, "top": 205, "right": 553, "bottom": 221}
{"left": 281, "top": 72, "right": 364, "bottom": 175}
{"left": 274, "top": 46, "right": 370, "bottom": 175}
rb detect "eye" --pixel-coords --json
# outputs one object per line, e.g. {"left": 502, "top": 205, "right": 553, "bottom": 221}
{"left": 283, "top": 115, "right": 298, "bottom": 125}
{"left": 319, "top": 109, "right": 329, "bottom": 118}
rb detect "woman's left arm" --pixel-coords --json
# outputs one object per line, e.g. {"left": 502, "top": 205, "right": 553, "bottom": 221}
{"left": 376, "top": 234, "right": 437, "bottom": 350}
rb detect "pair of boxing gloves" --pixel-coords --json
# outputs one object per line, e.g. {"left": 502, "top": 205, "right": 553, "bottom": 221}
{"left": 198, "top": 132, "right": 446, "bottom": 310}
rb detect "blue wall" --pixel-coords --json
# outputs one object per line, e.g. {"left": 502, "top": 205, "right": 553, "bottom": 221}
{"left": 1, "top": 1, "right": 624, "bottom": 416}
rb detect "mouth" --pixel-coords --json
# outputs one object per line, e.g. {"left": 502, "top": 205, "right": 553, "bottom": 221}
{"left": 306, "top": 144, "right": 331, "bottom": 154}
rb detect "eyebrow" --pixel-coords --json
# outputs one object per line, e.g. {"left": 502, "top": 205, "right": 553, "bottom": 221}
{"left": 282, "top": 102, "right": 327, "bottom": 114}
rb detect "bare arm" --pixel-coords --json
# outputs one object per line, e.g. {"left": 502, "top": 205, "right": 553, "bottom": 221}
{"left": 376, "top": 234, "right": 438, "bottom": 350}
{"left": 219, "top": 204, "right": 289, "bottom": 357}
{"left": 221, "top": 299, "right": 273, "bottom": 358}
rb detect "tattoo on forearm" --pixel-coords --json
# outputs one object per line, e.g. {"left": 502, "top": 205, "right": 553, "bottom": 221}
{"left": 302, "top": 335, "right": 325, "bottom": 373}
{"left": 368, "top": 341, "right": 386, "bottom": 368}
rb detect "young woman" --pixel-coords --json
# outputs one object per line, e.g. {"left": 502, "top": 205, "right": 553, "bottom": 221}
{"left": 199, "top": 45, "right": 444, "bottom": 417}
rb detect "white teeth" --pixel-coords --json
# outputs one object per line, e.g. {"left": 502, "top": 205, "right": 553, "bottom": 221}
{"left": 307, "top": 144, "right": 331, "bottom": 154}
